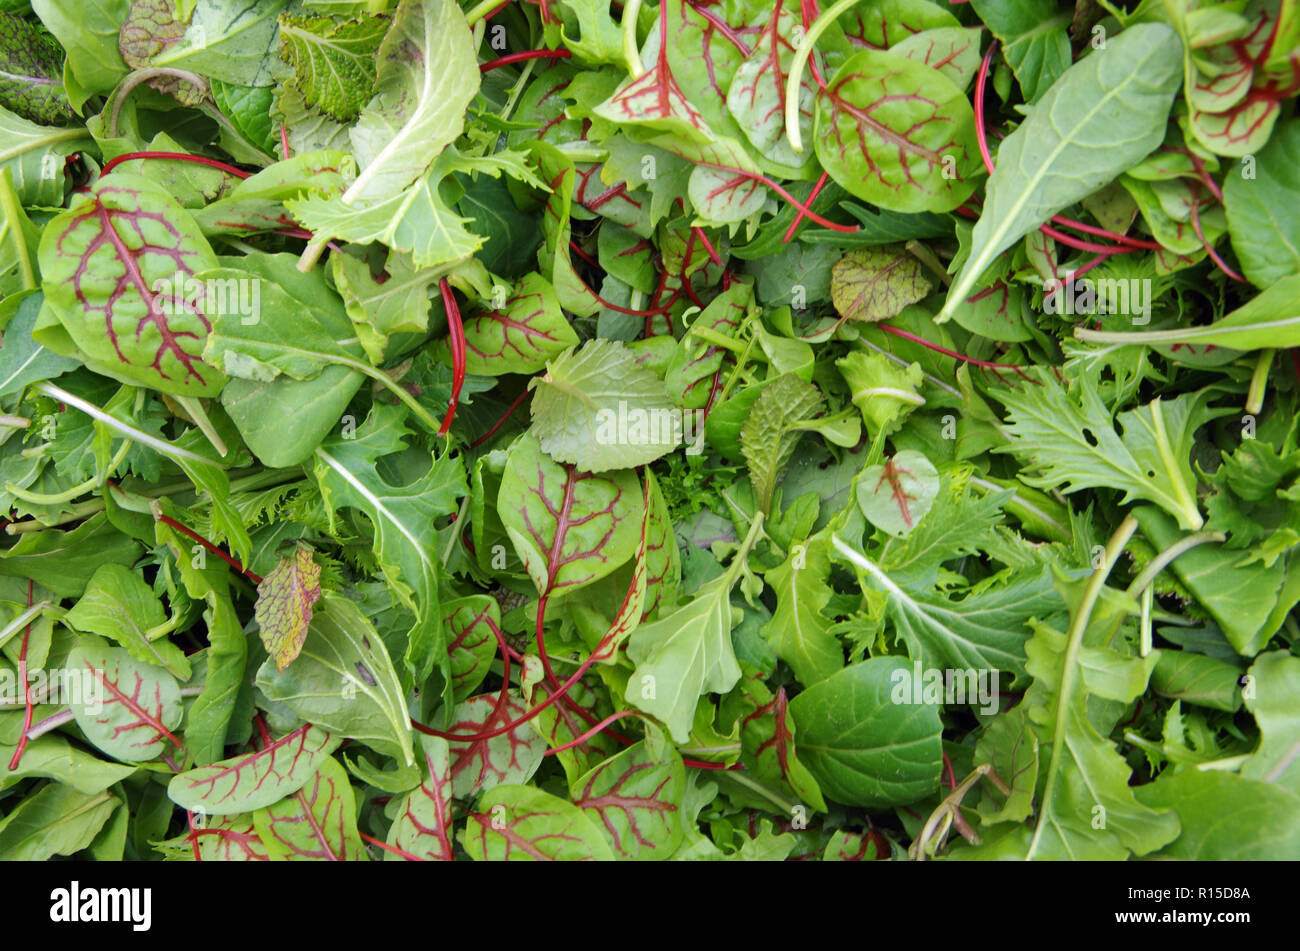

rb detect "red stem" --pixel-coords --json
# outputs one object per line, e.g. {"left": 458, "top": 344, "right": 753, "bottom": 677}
{"left": 360, "top": 831, "right": 425, "bottom": 860}
{"left": 155, "top": 513, "right": 262, "bottom": 584}
{"left": 692, "top": 160, "right": 858, "bottom": 233}
{"left": 279, "top": 123, "right": 290, "bottom": 160}
{"left": 543, "top": 710, "right": 647, "bottom": 756}
{"left": 438, "top": 279, "right": 467, "bottom": 437}
{"left": 468, "top": 388, "right": 531, "bottom": 449}
{"left": 101, "top": 151, "right": 251, "bottom": 179}
{"left": 782, "top": 171, "right": 829, "bottom": 244}
{"left": 479, "top": 49, "right": 572, "bottom": 72}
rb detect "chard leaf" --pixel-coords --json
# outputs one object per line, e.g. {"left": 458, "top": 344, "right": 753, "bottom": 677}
{"left": 571, "top": 740, "right": 685, "bottom": 860}
{"left": 67, "top": 638, "right": 183, "bottom": 763}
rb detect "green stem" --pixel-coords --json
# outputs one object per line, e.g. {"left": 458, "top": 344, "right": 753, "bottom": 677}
{"left": 172, "top": 395, "right": 228, "bottom": 457}
{"left": 1149, "top": 397, "right": 1202, "bottom": 530}
{"left": 786, "top": 0, "right": 861, "bottom": 153}
{"left": 0, "top": 415, "right": 30, "bottom": 429}
{"left": 0, "top": 170, "right": 35, "bottom": 290}
{"left": 335, "top": 356, "right": 444, "bottom": 435}
{"left": 0, "top": 601, "right": 55, "bottom": 652}
{"left": 622, "top": 0, "right": 645, "bottom": 77}
{"left": 35, "top": 383, "right": 208, "bottom": 466}
{"left": 463, "top": 0, "right": 502, "bottom": 26}
{"left": 1124, "top": 529, "right": 1225, "bottom": 600}
{"left": 1246, "top": 348, "right": 1274, "bottom": 415}
{"left": 1026, "top": 514, "right": 1138, "bottom": 861}
{"left": 6, "top": 441, "right": 132, "bottom": 505}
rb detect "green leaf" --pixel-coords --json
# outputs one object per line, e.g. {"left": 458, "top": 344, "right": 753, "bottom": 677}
{"left": 971, "top": 0, "right": 1071, "bottom": 102}
{"left": 0, "top": 733, "right": 136, "bottom": 795}
{"left": 973, "top": 705, "right": 1038, "bottom": 824}
{"left": 168, "top": 724, "right": 341, "bottom": 814}
{"left": 139, "top": 0, "right": 290, "bottom": 87}
{"left": 814, "top": 48, "right": 980, "bottom": 214}
{"left": 787, "top": 656, "right": 942, "bottom": 807}
{"left": 1134, "top": 770, "right": 1300, "bottom": 859}
{"left": 64, "top": 563, "right": 189, "bottom": 680}
{"left": 313, "top": 404, "right": 466, "bottom": 683}
{"left": 255, "top": 595, "right": 416, "bottom": 767}
{"left": 761, "top": 531, "right": 843, "bottom": 686}
{"left": 855, "top": 450, "right": 939, "bottom": 537}
{"left": 342, "top": 0, "right": 479, "bottom": 203}
{"left": 996, "top": 374, "right": 1222, "bottom": 531}
{"left": 30, "top": 0, "right": 129, "bottom": 108}
{"left": 1223, "top": 119, "right": 1300, "bottom": 288}
{"left": 254, "top": 547, "right": 323, "bottom": 673}
{"left": 939, "top": 23, "right": 1183, "bottom": 322}
{"left": 1241, "top": 651, "right": 1300, "bottom": 787}
{"left": 1150, "top": 649, "right": 1244, "bottom": 712}
{"left": 0, "top": 514, "right": 140, "bottom": 598}
{"left": 529, "top": 339, "right": 680, "bottom": 473}
{"left": 331, "top": 250, "right": 437, "bottom": 366}
{"left": 740, "top": 372, "right": 823, "bottom": 515}
{"left": 0, "top": 784, "right": 117, "bottom": 860}
{"left": 277, "top": 12, "right": 387, "bottom": 122}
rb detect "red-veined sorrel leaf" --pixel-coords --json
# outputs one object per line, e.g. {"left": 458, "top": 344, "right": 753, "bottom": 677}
{"left": 167, "top": 725, "right": 341, "bottom": 815}
{"left": 464, "top": 784, "right": 615, "bottom": 860}
{"left": 254, "top": 546, "right": 322, "bottom": 673}
{"left": 891, "top": 26, "right": 983, "bottom": 91}
{"left": 66, "top": 639, "right": 183, "bottom": 763}
{"left": 498, "top": 432, "right": 645, "bottom": 597}
{"left": 386, "top": 735, "right": 454, "bottom": 861}
{"left": 838, "top": 0, "right": 961, "bottom": 51}
{"left": 642, "top": 469, "right": 680, "bottom": 618}
{"left": 156, "top": 813, "right": 271, "bottom": 862}
{"left": 665, "top": 282, "right": 749, "bottom": 407}
{"left": 444, "top": 595, "right": 500, "bottom": 703}
{"left": 571, "top": 740, "right": 685, "bottom": 860}
{"left": 461, "top": 272, "right": 578, "bottom": 376}
{"left": 823, "top": 828, "right": 889, "bottom": 860}
{"left": 725, "top": 0, "right": 818, "bottom": 172}
{"left": 855, "top": 450, "right": 940, "bottom": 536}
{"left": 193, "top": 150, "right": 353, "bottom": 236}
{"left": 253, "top": 756, "right": 365, "bottom": 861}
{"left": 37, "top": 173, "right": 225, "bottom": 396}
{"left": 446, "top": 691, "right": 547, "bottom": 798}
{"left": 661, "top": 0, "right": 755, "bottom": 144}
{"left": 830, "top": 246, "right": 932, "bottom": 322}
{"left": 814, "top": 49, "right": 980, "bottom": 213}
{"left": 737, "top": 676, "right": 827, "bottom": 811}
{"left": 685, "top": 141, "right": 773, "bottom": 223}
{"left": 534, "top": 679, "right": 619, "bottom": 784}
{"left": 533, "top": 143, "right": 602, "bottom": 317}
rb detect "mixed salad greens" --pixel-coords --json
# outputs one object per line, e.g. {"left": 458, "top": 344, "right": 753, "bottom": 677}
{"left": 0, "top": 0, "right": 1298, "bottom": 862}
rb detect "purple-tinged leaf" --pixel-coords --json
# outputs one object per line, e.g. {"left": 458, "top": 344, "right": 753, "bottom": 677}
{"left": 254, "top": 756, "right": 365, "bottom": 861}
{"left": 464, "top": 784, "right": 615, "bottom": 860}
{"left": 167, "top": 725, "right": 341, "bottom": 815}
{"left": 254, "top": 547, "right": 322, "bottom": 673}
{"left": 830, "top": 246, "right": 932, "bottom": 322}
{"left": 571, "top": 741, "right": 685, "bottom": 860}
{"left": 386, "top": 735, "right": 455, "bottom": 861}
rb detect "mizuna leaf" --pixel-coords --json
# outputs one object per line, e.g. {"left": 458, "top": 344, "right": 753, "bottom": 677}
{"left": 855, "top": 450, "right": 940, "bottom": 537}
{"left": 938, "top": 23, "right": 1182, "bottom": 322}
{"left": 254, "top": 546, "right": 323, "bottom": 673}
{"left": 387, "top": 734, "right": 455, "bottom": 861}
{"left": 37, "top": 173, "right": 225, "bottom": 397}
{"left": 464, "top": 784, "right": 615, "bottom": 860}
{"left": 253, "top": 756, "right": 366, "bottom": 860}
{"left": 343, "top": 0, "right": 479, "bottom": 203}
{"left": 813, "top": 48, "right": 980, "bottom": 214}
{"left": 277, "top": 12, "right": 387, "bottom": 123}
{"left": 167, "top": 725, "right": 342, "bottom": 815}
{"left": 63, "top": 563, "right": 189, "bottom": 679}
{"left": 255, "top": 595, "right": 416, "bottom": 767}
{"left": 66, "top": 638, "right": 183, "bottom": 763}
{"left": 313, "top": 404, "right": 467, "bottom": 683}
{"left": 462, "top": 272, "right": 578, "bottom": 376}
{"left": 571, "top": 740, "right": 685, "bottom": 860}
{"left": 498, "top": 433, "right": 643, "bottom": 598}
{"left": 787, "top": 655, "right": 942, "bottom": 808}
{"left": 445, "top": 692, "right": 546, "bottom": 798}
